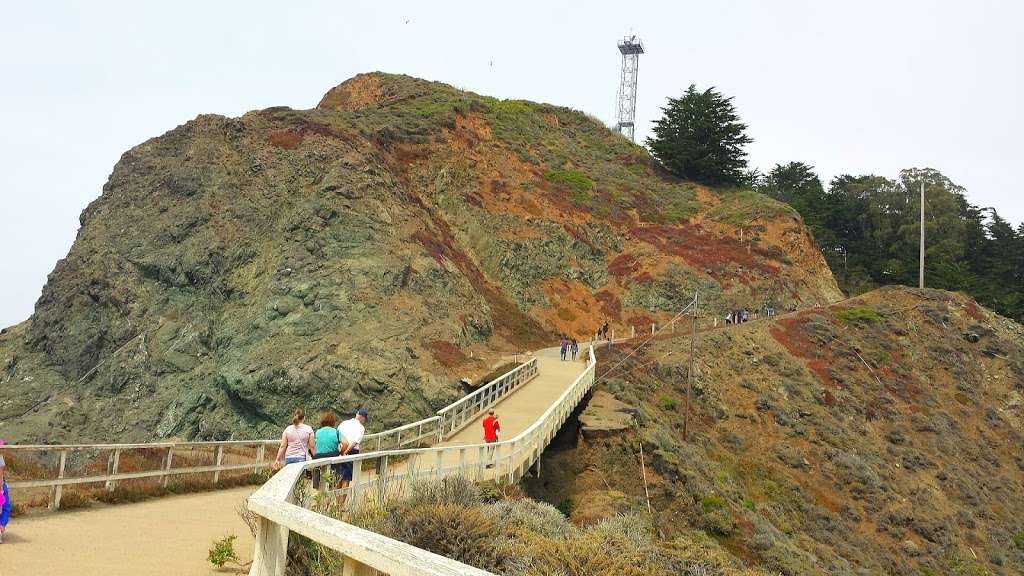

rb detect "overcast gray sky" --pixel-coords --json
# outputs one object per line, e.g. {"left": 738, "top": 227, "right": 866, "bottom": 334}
{"left": 2, "top": 1, "right": 1022, "bottom": 329}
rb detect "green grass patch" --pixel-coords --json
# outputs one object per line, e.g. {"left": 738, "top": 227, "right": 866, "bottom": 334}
{"left": 544, "top": 169, "right": 594, "bottom": 194}
{"left": 701, "top": 494, "right": 726, "bottom": 512}
{"left": 657, "top": 395, "right": 678, "bottom": 411}
{"left": 708, "top": 189, "right": 793, "bottom": 226}
{"left": 1013, "top": 531, "right": 1024, "bottom": 550}
{"left": 834, "top": 306, "right": 884, "bottom": 324}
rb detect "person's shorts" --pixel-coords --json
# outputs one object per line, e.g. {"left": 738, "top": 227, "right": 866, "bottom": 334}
{"left": 340, "top": 448, "right": 360, "bottom": 481}
{"left": 284, "top": 456, "right": 306, "bottom": 465}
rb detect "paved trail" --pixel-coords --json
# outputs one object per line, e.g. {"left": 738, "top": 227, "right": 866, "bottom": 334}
{"left": 0, "top": 349, "right": 590, "bottom": 576}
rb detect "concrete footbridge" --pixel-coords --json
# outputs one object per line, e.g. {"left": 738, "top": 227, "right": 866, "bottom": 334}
{"left": 0, "top": 344, "right": 597, "bottom": 576}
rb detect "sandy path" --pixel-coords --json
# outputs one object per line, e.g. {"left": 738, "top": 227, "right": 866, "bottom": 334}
{"left": 0, "top": 486, "right": 257, "bottom": 576}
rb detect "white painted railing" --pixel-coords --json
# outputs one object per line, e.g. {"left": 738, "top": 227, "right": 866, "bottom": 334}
{"left": 246, "top": 347, "right": 596, "bottom": 576}
{"left": 436, "top": 358, "right": 538, "bottom": 437}
{"left": 362, "top": 357, "right": 538, "bottom": 452}
{"left": 7, "top": 357, "right": 538, "bottom": 511}
{"left": 5, "top": 440, "right": 279, "bottom": 510}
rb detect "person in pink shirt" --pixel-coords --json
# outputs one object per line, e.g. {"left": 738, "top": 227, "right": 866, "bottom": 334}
{"left": 273, "top": 408, "right": 315, "bottom": 469}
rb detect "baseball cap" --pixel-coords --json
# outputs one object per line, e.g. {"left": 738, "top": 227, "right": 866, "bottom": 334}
{"left": 357, "top": 408, "right": 369, "bottom": 421}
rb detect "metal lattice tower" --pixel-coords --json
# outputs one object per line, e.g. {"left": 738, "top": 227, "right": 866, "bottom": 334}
{"left": 616, "top": 35, "right": 644, "bottom": 141}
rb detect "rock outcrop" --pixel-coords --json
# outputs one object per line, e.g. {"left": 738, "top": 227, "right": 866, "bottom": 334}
{"left": 0, "top": 73, "right": 840, "bottom": 442}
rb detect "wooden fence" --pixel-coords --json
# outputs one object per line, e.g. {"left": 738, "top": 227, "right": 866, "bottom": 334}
{"left": 6, "top": 357, "right": 538, "bottom": 512}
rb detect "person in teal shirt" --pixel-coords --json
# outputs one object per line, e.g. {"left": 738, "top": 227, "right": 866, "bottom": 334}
{"left": 312, "top": 411, "right": 343, "bottom": 489}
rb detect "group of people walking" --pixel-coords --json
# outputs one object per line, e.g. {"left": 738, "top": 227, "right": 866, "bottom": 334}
{"left": 559, "top": 336, "right": 580, "bottom": 361}
{"left": 725, "top": 305, "right": 779, "bottom": 326}
{"left": 274, "top": 407, "right": 368, "bottom": 501}
{"left": 725, "top": 309, "right": 750, "bottom": 324}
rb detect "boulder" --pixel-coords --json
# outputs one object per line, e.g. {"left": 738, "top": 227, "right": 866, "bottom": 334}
{"left": 579, "top": 391, "right": 636, "bottom": 439}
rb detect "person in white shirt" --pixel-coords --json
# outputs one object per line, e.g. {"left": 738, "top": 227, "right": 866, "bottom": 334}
{"left": 336, "top": 408, "right": 368, "bottom": 505}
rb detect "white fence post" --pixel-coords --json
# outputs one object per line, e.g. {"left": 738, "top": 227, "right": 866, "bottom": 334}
{"left": 161, "top": 446, "right": 174, "bottom": 488}
{"left": 349, "top": 460, "right": 363, "bottom": 506}
{"left": 51, "top": 449, "right": 68, "bottom": 510}
{"left": 106, "top": 448, "right": 121, "bottom": 493}
{"left": 213, "top": 445, "right": 225, "bottom": 484}
{"left": 250, "top": 515, "right": 289, "bottom": 576}
{"left": 255, "top": 444, "right": 266, "bottom": 474}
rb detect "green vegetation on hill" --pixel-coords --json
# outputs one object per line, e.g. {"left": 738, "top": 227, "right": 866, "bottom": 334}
{"left": 529, "top": 287, "right": 1024, "bottom": 575}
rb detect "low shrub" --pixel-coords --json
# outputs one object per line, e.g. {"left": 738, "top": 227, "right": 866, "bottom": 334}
{"left": 658, "top": 395, "right": 678, "bottom": 411}
{"left": 207, "top": 534, "right": 241, "bottom": 568}
{"left": 701, "top": 494, "right": 726, "bottom": 512}
{"left": 544, "top": 169, "right": 594, "bottom": 194}
{"left": 834, "top": 306, "right": 883, "bottom": 324}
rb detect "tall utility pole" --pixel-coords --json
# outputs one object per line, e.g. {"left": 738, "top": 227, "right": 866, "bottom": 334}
{"left": 683, "top": 292, "right": 697, "bottom": 442}
{"left": 919, "top": 181, "right": 925, "bottom": 289}
{"left": 616, "top": 35, "right": 644, "bottom": 141}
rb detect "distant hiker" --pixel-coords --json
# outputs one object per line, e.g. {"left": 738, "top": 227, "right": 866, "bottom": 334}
{"left": 274, "top": 408, "right": 315, "bottom": 469}
{"left": 337, "top": 408, "right": 368, "bottom": 504}
{"left": 600, "top": 320, "right": 609, "bottom": 340}
{"left": 570, "top": 338, "right": 579, "bottom": 361}
{"left": 560, "top": 336, "right": 569, "bottom": 361}
{"left": 725, "top": 312, "right": 733, "bottom": 325}
{"left": 741, "top": 309, "right": 749, "bottom": 323}
{"left": 312, "top": 411, "right": 342, "bottom": 489}
{"left": 482, "top": 410, "right": 501, "bottom": 468}
{"left": 0, "top": 440, "right": 9, "bottom": 543}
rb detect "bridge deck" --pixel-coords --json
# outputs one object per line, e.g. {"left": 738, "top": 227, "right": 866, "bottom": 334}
{"left": 0, "top": 352, "right": 588, "bottom": 576}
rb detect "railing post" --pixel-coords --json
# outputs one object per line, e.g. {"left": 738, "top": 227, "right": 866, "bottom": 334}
{"left": 254, "top": 444, "right": 265, "bottom": 474}
{"left": 250, "top": 515, "right": 289, "bottom": 576}
{"left": 50, "top": 449, "right": 68, "bottom": 510}
{"left": 106, "top": 448, "right": 121, "bottom": 493}
{"left": 349, "top": 460, "right": 363, "bottom": 507}
{"left": 213, "top": 445, "right": 225, "bottom": 484}
{"left": 161, "top": 446, "right": 174, "bottom": 488}
{"left": 477, "top": 446, "right": 486, "bottom": 480}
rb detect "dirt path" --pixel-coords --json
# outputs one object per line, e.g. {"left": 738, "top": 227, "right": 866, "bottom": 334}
{"left": 0, "top": 486, "right": 256, "bottom": 576}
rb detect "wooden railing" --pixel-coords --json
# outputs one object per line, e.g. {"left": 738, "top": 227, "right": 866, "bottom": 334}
{"left": 7, "top": 357, "right": 537, "bottom": 511}
{"left": 436, "top": 358, "right": 538, "bottom": 438}
{"left": 362, "top": 357, "right": 538, "bottom": 452}
{"left": 246, "top": 347, "right": 596, "bottom": 576}
{"left": 6, "top": 440, "right": 278, "bottom": 510}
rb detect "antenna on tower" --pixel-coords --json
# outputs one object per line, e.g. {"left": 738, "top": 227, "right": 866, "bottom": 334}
{"left": 616, "top": 34, "right": 644, "bottom": 142}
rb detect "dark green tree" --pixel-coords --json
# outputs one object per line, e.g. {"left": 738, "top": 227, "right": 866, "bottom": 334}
{"left": 777, "top": 167, "right": 1024, "bottom": 321}
{"left": 646, "top": 85, "right": 753, "bottom": 186}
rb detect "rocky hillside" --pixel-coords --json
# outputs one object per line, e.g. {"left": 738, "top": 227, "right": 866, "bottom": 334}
{"left": 528, "top": 287, "right": 1024, "bottom": 575}
{"left": 0, "top": 73, "right": 839, "bottom": 442}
